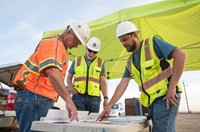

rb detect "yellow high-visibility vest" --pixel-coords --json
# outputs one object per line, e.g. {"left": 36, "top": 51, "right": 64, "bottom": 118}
{"left": 73, "top": 56, "right": 104, "bottom": 97}
{"left": 127, "top": 36, "right": 182, "bottom": 107}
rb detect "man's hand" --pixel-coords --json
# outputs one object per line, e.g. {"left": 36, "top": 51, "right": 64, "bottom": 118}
{"left": 65, "top": 99, "right": 79, "bottom": 122}
{"left": 70, "top": 87, "right": 79, "bottom": 95}
{"left": 11, "top": 80, "right": 26, "bottom": 91}
{"left": 97, "top": 105, "right": 111, "bottom": 121}
{"left": 163, "top": 87, "right": 179, "bottom": 109}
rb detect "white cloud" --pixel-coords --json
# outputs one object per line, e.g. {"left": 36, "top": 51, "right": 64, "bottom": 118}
{"left": 0, "top": 21, "right": 42, "bottom": 64}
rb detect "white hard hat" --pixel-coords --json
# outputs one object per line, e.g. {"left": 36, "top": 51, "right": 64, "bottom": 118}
{"left": 116, "top": 21, "right": 141, "bottom": 38}
{"left": 86, "top": 37, "right": 101, "bottom": 52}
{"left": 70, "top": 22, "right": 91, "bottom": 44}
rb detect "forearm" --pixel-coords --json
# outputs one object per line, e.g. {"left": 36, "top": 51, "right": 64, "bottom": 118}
{"left": 67, "top": 73, "right": 79, "bottom": 95}
{"left": 107, "top": 78, "right": 130, "bottom": 108}
{"left": 67, "top": 73, "right": 74, "bottom": 91}
{"left": 169, "top": 48, "right": 186, "bottom": 89}
{"left": 100, "top": 76, "right": 108, "bottom": 97}
{"left": 46, "top": 67, "right": 72, "bottom": 102}
{"left": 100, "top": 76, "right": 109, "bottom": 107}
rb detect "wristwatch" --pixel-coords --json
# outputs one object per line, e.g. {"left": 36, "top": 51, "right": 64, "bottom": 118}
{"left": 104, "top": 96, "right": 109, "bottom": 100}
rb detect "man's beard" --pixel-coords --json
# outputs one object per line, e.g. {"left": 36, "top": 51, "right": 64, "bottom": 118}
{"left": 126, "top": 40, "right": 136, "bottom": 52}
{"left": 87, "top": 55, "right": 95, "bottom": 60}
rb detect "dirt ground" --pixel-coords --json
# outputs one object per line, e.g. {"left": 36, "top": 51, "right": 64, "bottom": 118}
{"left": 140, "top": 113, "right": 200, "bottom": 132}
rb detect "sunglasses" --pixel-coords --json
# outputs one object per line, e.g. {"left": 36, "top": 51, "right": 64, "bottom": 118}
{"left": 88, "top": 49, "right": 98, "bottom": 54}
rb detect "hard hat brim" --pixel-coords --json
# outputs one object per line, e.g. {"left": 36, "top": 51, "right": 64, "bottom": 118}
{"left": 116, "top": 30, "right": 141, "bottom": 39}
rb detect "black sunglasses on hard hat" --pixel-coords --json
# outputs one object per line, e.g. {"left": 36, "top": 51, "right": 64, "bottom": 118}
{"left": 88, "top": 49, "right": 98, "bottom": 54}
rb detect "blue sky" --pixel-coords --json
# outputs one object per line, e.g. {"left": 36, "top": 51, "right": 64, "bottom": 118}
{"left": 0, "top": 0, "right": 199, "bottom": 112}
{"left": 0, "top": 0, "right": 162, "bottom": 64}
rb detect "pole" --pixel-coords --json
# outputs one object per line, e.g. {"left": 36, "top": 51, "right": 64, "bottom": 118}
{"left": 182, "top": 82, "right": 190, "bottom": 113}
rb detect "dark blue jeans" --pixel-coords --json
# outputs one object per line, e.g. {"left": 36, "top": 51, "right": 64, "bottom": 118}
{"left": 72, "top": 94, "right": 101, "bottom": 113}
{"left": 14, "top": 90, "right": 52, "bottom": 132}
{"left": 149, "top": 93, "right": 181, "bottom": 132}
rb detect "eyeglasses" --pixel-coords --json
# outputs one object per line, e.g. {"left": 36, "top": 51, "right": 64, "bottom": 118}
{"left": 88, "top": 48, "right": 98, "bottom": 54}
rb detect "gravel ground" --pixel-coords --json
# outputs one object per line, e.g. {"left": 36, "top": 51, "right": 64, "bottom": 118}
{"left": 140, "top": 113, "right": 200, "bottom": 132}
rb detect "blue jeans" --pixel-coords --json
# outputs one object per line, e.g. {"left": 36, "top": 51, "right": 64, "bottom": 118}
{"left": 148, "top": 93, "right": 181, "bottom": 132}
{"left": 14, "top": 90, "right": 52, "bottom": 132}
{"left": 72, "top": 94, "right": 101, "bottom": 113}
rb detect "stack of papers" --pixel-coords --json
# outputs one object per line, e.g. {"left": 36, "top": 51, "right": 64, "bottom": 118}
{"left": 41, "top": 109, "right": 147, "bottom": 124}
{"left": 42, "top": 109, "right": 68, "bottom": 121}
{"left": 41, "top": 109, "right": 99, "bottom": 123}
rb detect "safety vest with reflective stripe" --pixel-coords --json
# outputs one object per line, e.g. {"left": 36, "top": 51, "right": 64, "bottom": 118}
{"left": 127, "top": 36, "right": 182, "bottom": 107}
{"left": 14, "top": 35, "right": 68, "bottom": 101}
{"left": 73, "top": 56, "right": 104, "bottom": 97}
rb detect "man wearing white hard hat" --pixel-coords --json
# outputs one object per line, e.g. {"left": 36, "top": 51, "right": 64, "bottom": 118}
{"left": 13, "top": 22, "right": 90, "bottom": 132}
{"left": 98, "top": 21, "right": 186, "bottom": 132}
{"left": 67, "top": 37, "right": 108, "bottom": 113}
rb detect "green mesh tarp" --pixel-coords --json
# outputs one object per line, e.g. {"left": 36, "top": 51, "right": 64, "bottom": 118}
{"left": 43, "top": 0, "right": 200, "bottom": 79}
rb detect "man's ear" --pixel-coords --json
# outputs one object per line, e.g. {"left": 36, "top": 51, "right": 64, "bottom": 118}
{"left": 133, "top": 32, "right": 138, "bottom": 38}
{"left": 66, "top": 29, "right": 71, "bottom": 34}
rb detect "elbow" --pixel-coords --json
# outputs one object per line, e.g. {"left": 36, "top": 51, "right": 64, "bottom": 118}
{"left": 179, "top": 50, "right": 187, "bottom": 67}
{"left": 177, "top": 49, "right": 186, "bottom": 61}
{"left": 182, "top": 51, "right": 187, "bottom": 62}
{"left": 181, "top": 49, "right": 186, "bottom": 58}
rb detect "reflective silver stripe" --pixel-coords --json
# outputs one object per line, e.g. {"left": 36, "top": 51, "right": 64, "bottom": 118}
{"left": 139, "top": 67, "right": 172, "bottom": 91}
{"left": 74, "top": 77, "right": 86, "bottom": 82}
{"left": 127, "top": 56, "right": 132, "bottom": 76}
{"left": 76, "top": 56, "right": 102, "bottom": 67}
{"left": 25, "top": 58, "right": 62, "bottom": 74}
{"left": 40, "top": 58, "right": 62, "bottom": 70}
{"left": 97, "top": 58, "right": 102, "bottom": 67}
{"left": 88, "top": 77, "right": 100, "bottom": 84}
{"left": 25, "top": 60, "right": 39, "bottom": 73}
{"left": 74, "top": 77, "right": 100, "bottom": 84}
{"left": 21, "top": 70, "right": 30, "bottom": 83}
{"left": 145, "top": 38, "right": 151, "bottom": 61}
{"left": 76, "top": 56, "right": 82, "bottom": 66}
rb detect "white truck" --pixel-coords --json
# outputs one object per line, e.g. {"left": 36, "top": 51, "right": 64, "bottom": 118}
{"left": 109, "top": 103, "right": 125, "bottom": 117}
{"left": 0, "top": 63, "right": 22, "bottom": 132}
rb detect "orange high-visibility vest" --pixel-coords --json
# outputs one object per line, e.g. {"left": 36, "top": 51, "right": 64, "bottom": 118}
{"left": 14, "top": 35, "right": 68, "bottom": 101}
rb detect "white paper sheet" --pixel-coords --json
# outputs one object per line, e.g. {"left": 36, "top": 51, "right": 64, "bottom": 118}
{"left": 41, "top": 109, "right": 99, "bottom": 123}
{"left": 41, "top": 109, "right": 144, "bottom": 124}
{"left": 43, "top": 109, "right": 68, "bottom": 121}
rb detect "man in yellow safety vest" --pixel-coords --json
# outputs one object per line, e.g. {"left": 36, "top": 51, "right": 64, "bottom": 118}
{"left": 97, "top": 21, "right": 186, "bottom": 132}
{"left": 67, "top": 37, "right": 108, "bottom": 113}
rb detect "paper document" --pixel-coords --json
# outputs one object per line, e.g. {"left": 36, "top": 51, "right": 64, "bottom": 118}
{"left": 41, "top": 109, "right": 99, "bottom": 123}
{"left": 43, "top": 109, "right": 68, "bottom": 121}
